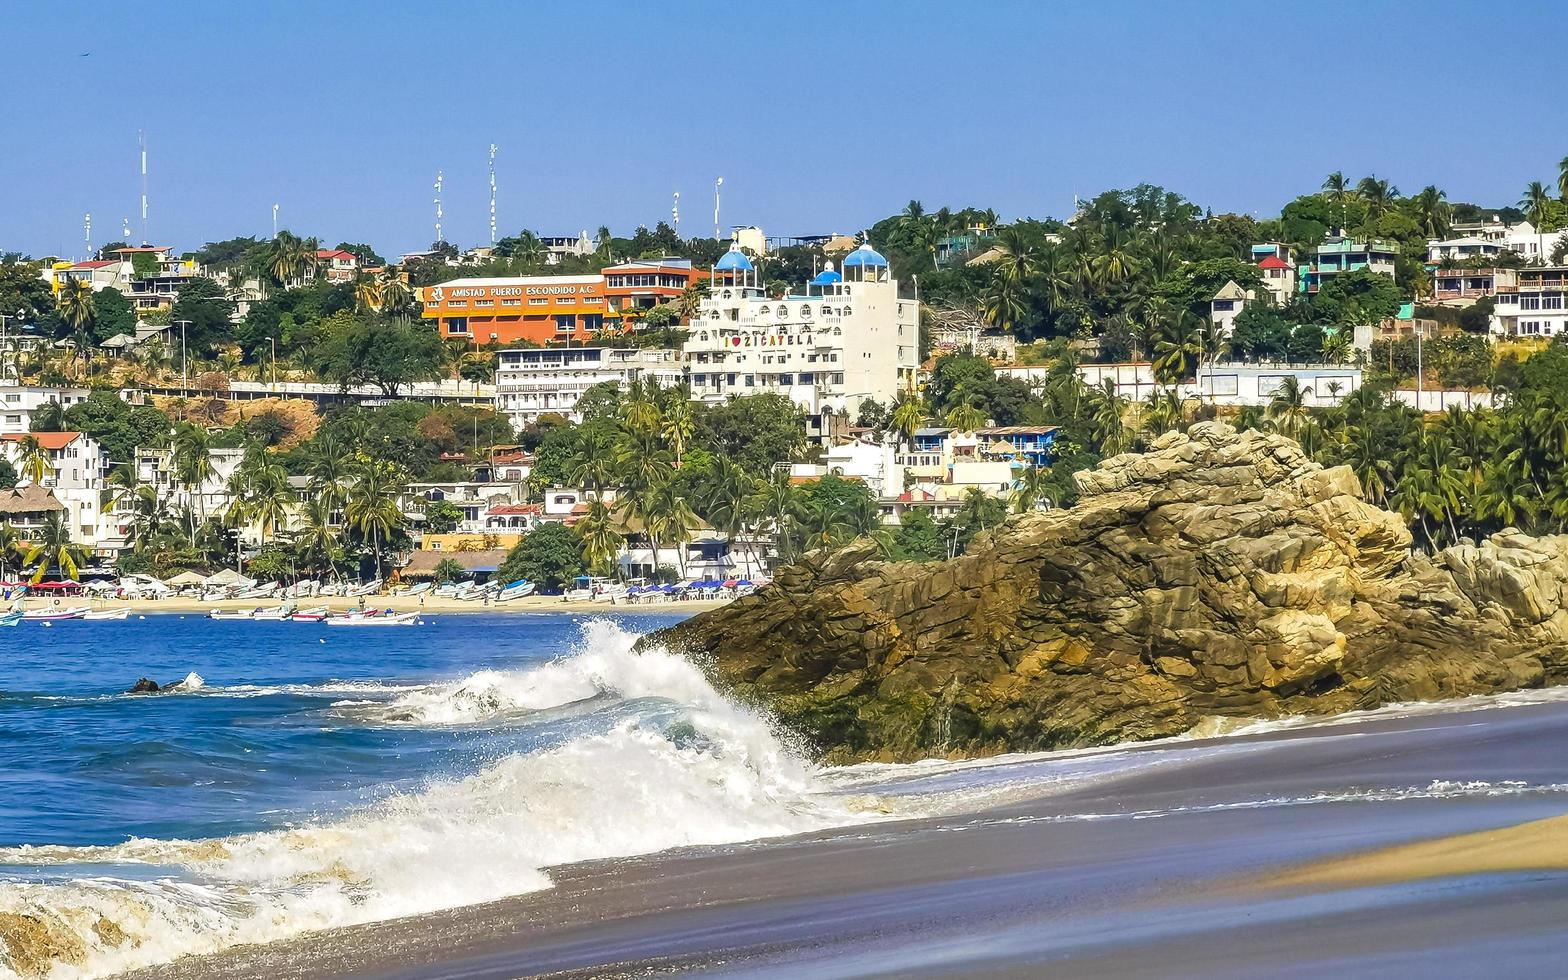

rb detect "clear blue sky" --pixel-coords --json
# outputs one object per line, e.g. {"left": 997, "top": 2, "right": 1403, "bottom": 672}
{"left": 5, "top": 1, "right": 1565, "bottom": 260}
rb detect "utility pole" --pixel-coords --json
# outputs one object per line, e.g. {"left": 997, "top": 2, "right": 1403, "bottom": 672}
{"left": 175, "top": 319, "right": 191, "bottom": 389}
{"left": 269, "top": 337, "right": 277, "bottom": 391}
{"left": 714, "top": 177, "right": 723, "bottom": 240}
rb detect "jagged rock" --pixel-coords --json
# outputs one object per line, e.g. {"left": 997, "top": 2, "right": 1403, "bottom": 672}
{"left": 127, "top": 677, "right": 160, "bottom": 694}
{"left": 648, "top": 422, "right": 1568, "bottom": 762}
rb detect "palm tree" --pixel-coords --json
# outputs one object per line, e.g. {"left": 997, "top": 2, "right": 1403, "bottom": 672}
{"left": 305, "top": 437, "right": 357, "bottom": 515}
{"left": 749, "top": 469, "right": 801, "bottom": 566}
{"left": 1197, "top": 318, "right": 1230, "bottom": 404}
{"left": 596, "top": 225, "right": 613, "bottom": 258}
{"left": 172, "top": 424, "right": 216, "bottom": 544}
{"left": 981, "top": 273, "right": 1027, "bottom": 333}
{"left": 1558, "top": 156, "right": 1568, "bottom": 201}
{"left": 1321, "top": 329, "right": 1354, "bottom": 366}
{"left": 1521, "top": 181, "right": 1553, "bottom": 259}
{"left": 513, "top": 231, "right": 546, "bottom": 268}
{"left": 621, "top": 384, "right": 662, "bottom": 434}
{"left": 1090, "top": 379, "right": 1131, "bottom": 455}
{"left": 1267, "top": 376, "right": 1313, "bottom": 441}
{"left": 660, "top": 390, "right": 695, "bottom": 464}
{"left": 56, "top": 280, "right": 97, "bottom": 378}
{"left": 24, "top": 512, "right": 86, "bottom": 583}
{"left": 13, "top": 435, "right": 52, "bottom": 485}
{"left": 1356, "top": 176, "right": 1400, "bottom": 221}
{"left": 576, "top": 498, "right": 625, "bottom": 576}
{"left": 1323, "top": 172, "right": 1351, "bottom": 230}
{"left": 891, "top": 390, "right": 927, "bottom": 450}
{"left": 1011, "top": 464, "right": 1052, "bottom": 514}
{"left": 0, "top": 523, "right": 22, "bottom": 580}
{"left": 353, "top": 273, "right": 382, "bottom": 313}
{"left": 1409, "top": 185, "right": 1452, "bottom": 240}
{"left": 240, "top": 459, "right": 296, "bottom": 549}
{"left": 1152, "top": 315, "right": 1202, "bottom": 389}
{"left": 701, "top": 458, "right": 759, "bottom": 574}
{"left": 293, "top": 497, "right": 343, "bottom": 581}
{"left": 945, "top": 396, "right": 987, "bottom": 433}
{"left": 345, "top": 460, "right": 404, "bottom": 583}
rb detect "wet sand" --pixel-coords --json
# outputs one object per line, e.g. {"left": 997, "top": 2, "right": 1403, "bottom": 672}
{"left": 138, "top": 690, "right": 1568, "bottom": 979}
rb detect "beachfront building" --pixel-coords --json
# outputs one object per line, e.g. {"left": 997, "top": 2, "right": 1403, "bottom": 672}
{"left": 129, "top": 446, "right": 245, "bottom": 530}
{"left": 1299, "top": 236, "right": 1398, "bottom": 295}
{"left": 421, "top": 275, "right": 607, "bottom": 346}
{"left": 1251, "top": 243, "right": 1297, "bottom": 306}
{"left": 400, "top": 481, "right": 527, "bottom": 535}
{"left": 0, "top": 431, "right": 112, "bottom": 551}
{"left": 1491, "top": 266, "right": 1568, "bottom": 337}
{"left": 1426, "top": 236, "right": 1505, "bottom": 265}
{"left": 602, "top": 258, "right": 707, "bottom": 323}
{"left": 684, "top": 244, "right": 919, "bottom": 439}
{"left": 494, "top": 347, "right": 684, "bottom": 426}
{"left": 1000, "top": 362, "right": 1361, "bottom": 408}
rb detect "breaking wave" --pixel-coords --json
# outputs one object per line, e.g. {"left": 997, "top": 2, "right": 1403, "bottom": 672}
{"left": 0, "top": 622, "right": 904, "bottom": 978}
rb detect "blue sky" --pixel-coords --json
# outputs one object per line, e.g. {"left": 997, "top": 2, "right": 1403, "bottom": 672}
{"left": 5, "top": 1, "right": 1565, "bottom": 259}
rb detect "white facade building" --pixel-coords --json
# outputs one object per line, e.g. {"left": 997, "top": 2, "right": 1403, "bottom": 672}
{"left": 1002, "top": 362, "right": 1361, "bottom": 408}
{"left": 494, "top": 347, "right": 684, "bottom": 426}
{"left": 1492, "top": 267, "right": 1568, "bottom": 337}
{"left": 1209, "top": 280, "right": 1253, "bottom": 335}
{"left": 0, "top": 431, "right": 111, "bottom": 551}
{"left": 684, "top": 243, "right": 919, "bottom": 437}
{"left": 0, "top": 386, "right": 92, "bottom": 432}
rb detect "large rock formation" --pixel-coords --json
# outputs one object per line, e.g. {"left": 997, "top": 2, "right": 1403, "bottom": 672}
{"left": 649, "top": 422, "right": 1568, "bottom": 762}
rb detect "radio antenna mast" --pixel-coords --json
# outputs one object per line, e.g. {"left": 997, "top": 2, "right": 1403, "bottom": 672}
{"left": 433, "top": 170, "right": 445, "bottom": 244}
{"left": 488, "top": 144, "right": 498, "bottom": 245}
{"left": 139, "top": 130, "right": 148, "bottom": 244}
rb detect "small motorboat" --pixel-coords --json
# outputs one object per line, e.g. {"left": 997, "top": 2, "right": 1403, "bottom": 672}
{"left": 251, "top": 603, "right": 297, "bottom": 621}
{"left": 325, "top": 611, "right": 420, "bottom": 627}
{"left": 22, "top": 606, "right": 89, "bottom": 621}
{"left": 208, "top": 608, "right": 257, "bottom": 621}
{"left": 0, "top": 611, "right": 20, "bottom": 627}
{"left": 289, "top": 606, "right": 330, "bottom": 622}
{"left": 495, "top": 580, "right": 535, "bottom": 602}
{"left": 346, "top": 580, "right": 383, "bottom": 598}
{"left": 394, "top": 582, "right": 434, "bottom": 598}
{"left": 83, "top": 608, "right": 130, "bottom": 621}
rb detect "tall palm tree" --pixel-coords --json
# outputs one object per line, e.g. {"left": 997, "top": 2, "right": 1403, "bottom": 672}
{"left": 353, "top": 273, "right": 383, "bottom": 313}
{"left": 344, "top": 461, "right": 404, "bottom": 583}
{"left": 1323, "top": 172, "right": 1351, "bottom": 230}
{"left": 701, "top": 458, "right": 759, "bottom": 575}
{"left": 576, "top": 498, "right": 624, "bottom": 576}
{"left": 1521, "top": 181, "right": 1553, "bottom": 259}
{"left": 1197, "top": 318, "right": 1230, "bottom": 404}
{"left": 305, "top": 436, "right": 357, "bottom": 515}
{"left": 1321, "top": 329, "right": 1354, "bottom": 366}
{"left": 981, "top": 273, "right": 1027, "bottom": 333}
{"left": 24, "top": 512, "right": 86, "bottom": 583}
{"left": 13, "top": 435, "right": 52, "bottom": 485}
{"left": 56, "top": 280, "right": 97, "bottom": 378}
{"left": 294, "top": 497, "right": 343, "bottom": 582}
{"left": 1152, "top": 315, "right": 1202, "bottom": 389}
{"left": 596, "top": 225, "right": 613, "bottom": 258}
{"left": 1267, "top": 376, "right": 1313, "bottom": 441}
{"left": 1558, "top": 156, "right": 1568, "bottom": 201}
{"left": 1409, "top": 185, "right": 1452, "bottom": 240}
{"left": 1011, "top": 464, "right": 1052, "bottom": 514}
{"left": 660, "top": 390, "right": 695, "bottom": 464}
{"left": 891, "top": 390, "right": 927, "bottom": 450}
{"left": 749, "top": 469, "right": 801, "bottom": 566}
{"left": 172, "top": 424, "right": 216, "bottom": 543}
{"left": 945, "top": 394, "right": 987, "bottom": 433}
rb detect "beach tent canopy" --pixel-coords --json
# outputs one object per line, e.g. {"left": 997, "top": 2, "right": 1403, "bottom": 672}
{"left": 165, "top": 571, "right": 207, "bottom": 587}
{"left": 203, "top": 569, "right": 254, "bottom": 588}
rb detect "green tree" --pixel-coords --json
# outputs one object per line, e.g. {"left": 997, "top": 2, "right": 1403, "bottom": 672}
{"left": 12, "top": 434, "right": 51, "bottom": 484}
{"left": 423, "top": 499, "right": 464, "bottom": 534}
{"left": 497, "top": 522, "right": 584, "bottom": 590}
{"left": 344, "top": 460, "right": 405, "bottom": 582}
{"left": 432, "top": 557, "right": 466, "bottom": 584}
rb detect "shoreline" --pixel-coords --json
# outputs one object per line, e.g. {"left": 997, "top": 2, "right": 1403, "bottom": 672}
{"left": 8, "top": 594, "right": 731, "bottom": 616}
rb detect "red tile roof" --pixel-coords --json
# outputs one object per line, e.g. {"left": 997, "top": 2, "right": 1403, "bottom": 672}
{"left": 316, "top": 249, "right": 357, "bottom": 261}
{"left": 1, "top": 432, "right": 81, "bottom": 451}
{"left": 1257, "top": 255, "right": 1292, "bottom": 270}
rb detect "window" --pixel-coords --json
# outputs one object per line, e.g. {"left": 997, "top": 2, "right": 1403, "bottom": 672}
{"left": 446, "top": 318, "right": 470, "bottom": 335}
{"left": 530, "top": 297, "right": 549, "bottom": 306}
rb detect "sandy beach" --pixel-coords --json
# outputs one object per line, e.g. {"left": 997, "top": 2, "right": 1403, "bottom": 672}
{"left": 131, "top": 687, "right": 1568, "bottom": 979}
{"left": 13, "top": 593, "right": 734, "bottom": 616}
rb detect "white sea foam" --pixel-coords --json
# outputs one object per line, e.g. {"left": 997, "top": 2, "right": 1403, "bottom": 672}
{"left": 0, "top": 622, "right": 907, "bottom": 979}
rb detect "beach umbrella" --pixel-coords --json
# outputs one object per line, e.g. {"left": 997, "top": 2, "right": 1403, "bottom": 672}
{"left": 722, "top": 579, "right": 739, "bottom": 588}
{"left": 736, "top": 580, "right": 753, "bottom": 586}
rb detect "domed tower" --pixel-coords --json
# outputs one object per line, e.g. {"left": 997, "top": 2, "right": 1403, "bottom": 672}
{"left": 808, "top": 260, "right": 843, "bottom": 297}
{"left": 712, "top": 243, "right": 760, "bottom": 294}
{"left": 841, "top": 241, "right": 890, "bottom": 283}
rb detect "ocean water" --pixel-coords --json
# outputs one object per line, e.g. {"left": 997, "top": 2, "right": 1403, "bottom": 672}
{"left": 0, "top": 612, "right": 987, "bottom": 978}
{"left": 6, "top": 613, "right": 1568, "bottom": 978}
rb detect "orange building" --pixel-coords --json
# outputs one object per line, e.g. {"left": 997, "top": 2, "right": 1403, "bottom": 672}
{"left": 602, "top": 258, "right": 708, "bottom": 320}
{"left": 420, "top": 275, "right": 608, "bottom": 345}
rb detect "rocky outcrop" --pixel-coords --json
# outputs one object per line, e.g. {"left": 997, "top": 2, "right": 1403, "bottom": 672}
{"left": 649, "top": 423, "right": 1568, "bottom": 762}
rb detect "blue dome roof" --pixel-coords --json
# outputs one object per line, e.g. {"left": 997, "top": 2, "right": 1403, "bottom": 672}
{"left": 715, "top": 248, "right": 754, "bottom": 272}
{"left": 811, "top": 269, "right": 842, "bottom": 285}
{"left": 842, "top": 243, "right": 888, "bottom": 267}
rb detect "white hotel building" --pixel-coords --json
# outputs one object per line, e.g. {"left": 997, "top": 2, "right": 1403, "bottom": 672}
{"left": 494, "top": 347, "right": 684, "bottom": 426}
{"left": 683, "top": 244, "right": 919, "bottom": 433}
